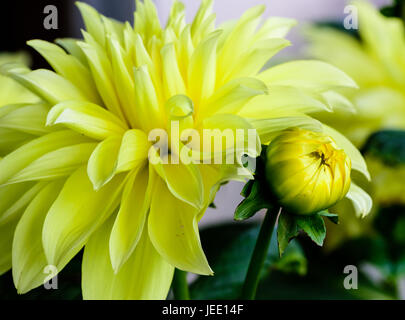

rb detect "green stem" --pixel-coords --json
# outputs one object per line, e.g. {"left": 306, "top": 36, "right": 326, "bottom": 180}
{"left": 240, "top": 207, "right": 280, "bottom": 300}
{"left": 172, "top": 269, "right": 190, "bottom": 300}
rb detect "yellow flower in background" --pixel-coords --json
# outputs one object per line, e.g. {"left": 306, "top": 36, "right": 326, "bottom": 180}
{"left": 265, "top": 128, "right": 352, "bottom": 216}
{"left": 307, "top": 1, "right": 405, "bottom": 147}
{"left": 0, "top": 0, "right": 370, "bottom": 299}
{"left": 306, "top": 1, "right": 405, "bottom": 248}
{"left": 0, "top": 52, "right": 38, "bottom": 106}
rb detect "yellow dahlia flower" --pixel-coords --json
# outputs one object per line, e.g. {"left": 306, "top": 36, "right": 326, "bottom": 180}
{"left": 0, "top": 0, "right": 370, "bottom": 299}
{"left": 265, "top": 128, "right": 351, "bottom": 215}
{"left": 0, "top": 52, "right": 38, "bottom": 107}
{"left": 306, "top": 0, "right": 405, "bottom": 248}
{"left": 307, "top": 1, "right": 405, "bottom": 147}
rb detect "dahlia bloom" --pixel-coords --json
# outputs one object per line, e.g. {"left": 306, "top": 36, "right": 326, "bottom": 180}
{"left": 0, "top": 0, "right": 369, "bottom": 299}
{"left": 306, "top": 1, "right": 405, "bottom": 247}
{"left": 307, "top": 1, "right": 405, "bottom": 147}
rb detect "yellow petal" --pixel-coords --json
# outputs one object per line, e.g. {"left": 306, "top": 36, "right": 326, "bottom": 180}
{"left": 250, "top": 115, "right": 323, "bottom": 144}
{"left": 109, "top": 165, "right": 152, "bottom": 272}
{"left": 0, "top": 130, "right": 90, "bottom": 185}
{"left": 0, "top": 103, "right": 50, "bottom": 135}
{"left": 83, "top": 216, "right": 173, "bottom": 300}
{"left": 88, "top": 136, "right": 122, "bottom": 190}
{"left": 199, "top": 77, "right": 268, "bottom": 118}
{"left": 188, "top": 30, "right": 221, "bottom": 106}
{"left": 78, "top": 35, "right": 125, "bottom": 120}
{"left": 107, "top": 36, "right": 137, "bottom": 127}
{"left": 238, "top": 86, "right": 331, "bottom": 118}
{"left": 2, "top": 66, "right": 89, "bottom": 105}
{"left": 0, "top": 128, "right": 35, "bottom": 156}
{"left": 76, "top": 2, "right": 106, "bottom": 47}
{"left": 116, "top": 129, "right": 149, "bottom": 173}
{"left": 161, "top": 43, "right": 186, "bottom": 98}
{"left": 12, "top": 180, "right": 64, "bottom": 293}
{"left": 258, "top": 60, "right": 358, "bottom": 91}
{"left": 47, "top": 101, "right": 126, "bottom": 140}
{"left": 148, "top": 178, "right": 212, "bottom": 275}
{"left": 322, "top": 124, "right": 371, "bottom": 180}
{"left": 152, "top": 154, "right": 204, "bottom": 210}
{"left": 0, "top": 182, "right": 47, "bottom": 226}
{"left": 27, "top": 40, "right": 102, "bottom": 105}
{"left": 8, "top": 143, "right": 96, "bottom": 184}
{"left": 42, "top": 167, "right": 125, "bottom": 269}
{"left": 133, "top": 65, "right": 165, "bottom": 132}
{"left": 0, "top": 219, "right": 18, "bottom": 275}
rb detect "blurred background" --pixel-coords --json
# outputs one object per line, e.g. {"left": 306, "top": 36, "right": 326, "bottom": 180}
{"left": 1, "top": 0, "right": 404, "bottom": 300}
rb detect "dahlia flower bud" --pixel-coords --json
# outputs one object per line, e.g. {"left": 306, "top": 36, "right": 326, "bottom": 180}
{"left": 265, "top": 128, "right": 351, "bottom": 215}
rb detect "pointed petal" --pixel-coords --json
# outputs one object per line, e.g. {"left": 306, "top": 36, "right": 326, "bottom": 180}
{"left": 2, "top": 66, "right": 89, "bottom": 105}
{"left": 199, "top": 77, "right": 268, "bottom": 118}
{"left": 82, "top": 216, "right": 174, "bottom": 300}
{"left": 42, "top": 167, "right": 125, "bottom": 269}
{"left": 78, "top": 35, "right": 125, "bottom": 119}
{"left": 0, "top": 182, "right": 46, "bottom": 226}
{"left": 345, "top": 183, "right": 373, "bottom": 218}
{"left": 0, "top": 103, "right": 50, "bottom": 135}
{"left": 47, "top": 101, "right": 126, "bottom": 140}
{"left": 188, "top": 30, "right": 220, "bottom": 105}
{"left": 88, "top": 136, "right": 121, "bottom": 190}
{"left": 27, "top": 40, "right": 102, "bottom": 105}
{"left": 148, "top": 178, "right": 212, "bottom": 275}
{"left": 109, "top": 166, "right": 152, "bottom": 272}
{"left": 250, "top": 116, "right": 323, "bottom": 144}
{"left": 12, "top": 180, "right": 64, "bottom": 294}
{"left": 116, "top": 129, "right": 150, "bottom": 173}
{"left": 133, "top": 65, "right": 164, "bottom": 131}
{"left": 238, "top": 86, "right": 331, "bottom": 118}
{"left": 258, "top": 60, "right": 358, "bottom": 91}
{"left": 322, "top": 124, "right": 371, "bottom": 180}
{"left": 151, "top": 155, "right": 204, "bottom": 210}
{"left": 8, "top": 143, "right": 96, "bottom": 184}
{"left": 0, "top": 130, "right": 90, "bottom": 185}
{"left": 161, "top": 43, "right": 186, "bottom": 98}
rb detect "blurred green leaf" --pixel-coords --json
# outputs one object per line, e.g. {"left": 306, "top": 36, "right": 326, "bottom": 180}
{"left": 190, "top": 223, "right": 307, "bottom": 299}
{"left": 380, "top": 0, "right": 405, "bottom": 18}
{"left": 362, "top": 130, "right": 405, "bottom": 166}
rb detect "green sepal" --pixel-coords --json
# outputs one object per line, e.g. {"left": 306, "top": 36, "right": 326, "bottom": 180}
{"left": 277, "top": 211, "right": 332, "bottom": 256}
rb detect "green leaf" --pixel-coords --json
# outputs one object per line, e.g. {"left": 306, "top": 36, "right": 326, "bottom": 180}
{"left": 296, "top": 214, "right": 326, "bottom": 246}
{"left": 190, "top": 223, "right": 307, "bottom": 299}
{"left": 277, "top": 211, "right": 328, "bottom": 256}
{"left": 234, "top": 179, "right": 272, "bottom": 221}
{"left": 362, "top": 130, "right": 405, "bottom": 166}
{"left": 277, "top": 212, "right": 300, "bottom": 257}
{"left": 234, "top": 147, "right": 273, "bottom": 221}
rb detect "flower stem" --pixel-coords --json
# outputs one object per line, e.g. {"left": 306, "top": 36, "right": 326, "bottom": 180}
{"left": 240, "top": 207, "right": 280, "bottom": 300}
{"left": 172, "top": 269, "right": 190, "bottom": 300}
